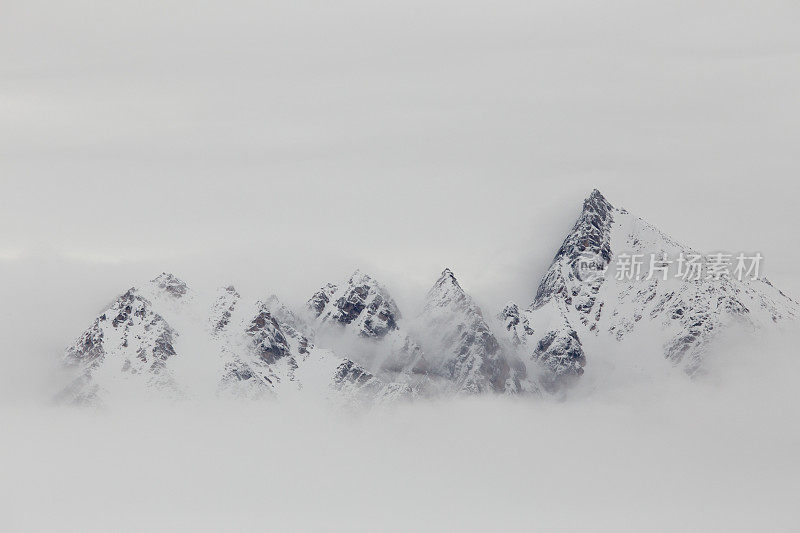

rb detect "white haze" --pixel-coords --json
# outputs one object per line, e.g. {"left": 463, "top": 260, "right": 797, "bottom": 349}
{"left": 2, "top": 328, "right": 799, "bottom": 532}
{"left": 1, "top": 245, "right": 799, "bottom": 532}
{"left": 2, "top": 0, "right": 800, "bottom": 530}
{"left": 2, "top": 0, "right": 800, "bottom": 300}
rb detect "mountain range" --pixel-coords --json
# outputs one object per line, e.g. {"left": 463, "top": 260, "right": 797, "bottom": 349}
{"left": 58, "top": 190, "right": 798, "bottom": 405}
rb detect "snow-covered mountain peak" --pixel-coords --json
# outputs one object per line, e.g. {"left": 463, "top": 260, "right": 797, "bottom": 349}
{"left": 150, "top": 272, "right": 189, "bottom": 299}
{"left": 413, "top": 268, "right": 528, "bottom": 393}
{"left": 432, "top": 267, "right": 462, "bottom": 290}
{"left": 55, "top": 188, "right": 798, "bottom": 404}
{"left": 59, "top": 274, "right": 415, "bottom": 405}
{"left": 59, "top": 287, "right": 182, "bottom": 404}
{"left": 246, "top": 304, "right": 291, "bottom": 364}
{"left": 347, "top": 268, "right": 373, "bottom": 285}
{"left": 424, "top": 268, "right": 470, "bottom": 311}
{"left": 533, "top": 190, "right": 615, "bottom": 307}
{"left": 66, "top": 287, "right": 177, "bottom": 365}
{"left": 210, "top": 285, "right": 241, "bottom": 332}
{"left": 586, "top": 187, "right": 612, "bottom": 207}
{"left": 499, "top": 302, "right": 520, "bottom": 326}
{"left": 300, "top": 271, "right": 426, "bottom": 388}
{"left": 307, "top": 283, "right": 338, "bottom": 318}
{"left": 503, "top": 189, "right": 799, "bottom": 386}
{"left": 498, "top": 302, "right": 531, "bottom": 347}
{"left": 438, "top": 267, "right": 457, "bottom": 282}
{"left": 308, "top": 270, "right": 401, "bottom": 339}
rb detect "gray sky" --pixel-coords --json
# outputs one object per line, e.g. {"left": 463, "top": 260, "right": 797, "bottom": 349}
{"left": 2, "top": 0, "right": 799, "bottom": 315}
{"left": 3, "top": 4, "right": 800, "bottom": 522}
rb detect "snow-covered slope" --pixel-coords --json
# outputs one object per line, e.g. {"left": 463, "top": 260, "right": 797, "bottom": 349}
{"left": 305, "top": 270, "right": 425, "bottom": 381}
{"left": 412, "top": 269, "right": 531, "bottom": 394}
{"left": 59, "top": 275, "right": 402, "bottom": 406}
{"left": 59, "top": 286, "right": 183, "bottom": 404}
{"left": 501, "top": 190, "right": 799, "bottom": 390}
{"left": 58, "top": 192, "right": 798, "bottom": 404}
{"left": 308, "top": 270, "right": 401, "bottom": 339}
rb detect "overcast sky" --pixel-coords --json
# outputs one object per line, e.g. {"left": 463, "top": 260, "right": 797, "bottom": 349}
{"left": 2, "top": 0, "right": 799, "bottom": 318}
{"left": 2, "top": 8, "right": 800, "bottom": 522}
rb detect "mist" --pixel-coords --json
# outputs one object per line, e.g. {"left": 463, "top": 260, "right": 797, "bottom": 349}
{"left": 3, "top": 0, "right": 800, "bottom": 298}
{"left": 3, "top": 0, "right": 800, "bottom": 530}
{"left": 2, "top": 237, "right": 798, "bottom": 532}
{"left": 2, "top": 239, "right": 798, "bottom": 532}
{"left": 2, "top": 326, "right": 798, "bottom": 531}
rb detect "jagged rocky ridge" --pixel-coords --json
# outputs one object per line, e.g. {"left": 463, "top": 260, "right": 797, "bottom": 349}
{"left": 61, "top": 273, "right": 402, "bottom": 406}
{"left": 59, "top": 286, "right": 182, "bottom": 404}
{"left": 499, "top": 189, "right": 798, "bottom": 390}
{"left": 411, "top": 269, "right": 531, "bottom": 393}
{"left": 60, "top": 191, "right": 799, "bottom": 404}
{"left": 308, "top": 270, "right": 401, "bottom": 339}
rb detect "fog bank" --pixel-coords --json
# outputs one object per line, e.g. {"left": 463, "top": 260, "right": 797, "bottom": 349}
{"left": 2, "top": 329, "right": 798, "bottom": 532}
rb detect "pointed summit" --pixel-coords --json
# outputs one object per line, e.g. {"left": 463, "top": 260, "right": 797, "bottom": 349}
{"left": 309, "top": 271, "right": 401, "bottom": 338}
{"left": 586, "top": 188, "right": 612, "bottom": 206}
{"left": 417, "top": 269, "right": 521, "bottom": 393}
{"left": 150, "top": 272, "right": 189, "bottom": 298}
{"left": 61, "top": 287, "right": 181, "bottom": 404}
{"left": 574, "top": 189, "right": 615, "bottom": 245}
{"left": 581, "top": 189, "right": 614, "bottom": 225}
{"left": 432, "top": 267, "right": 462, "bottom": 290}
{"left": 532, "top": 191, "right": 616, "bottom": 308}
{"left": 348, "top": 268, "right": 375, "bottom": 284}
{"left": 307, "top": 283, "right": 338, "bottom": 318}
{"left": 209, "top": 285, "right": 240, "bottom": 332}
{"left": 582, "top": 189, "right": 615, "bottom": 217}
{"left": 425, "top": 268, "right": 467, "bottom": 310}
{"left": 246, "top": 305, "right": 290, "bottom": 364}
{"left": 554, "top": 190, "right": 615, "bottom": 264}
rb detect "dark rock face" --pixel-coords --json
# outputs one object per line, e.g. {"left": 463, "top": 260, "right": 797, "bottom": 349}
{"left": 500, "top": 303, "right": 520, "bottom": 329}
{"left": 333, "top": 360, "right": 374, "bottom": 386}
{"left": 505, "top": 190, "right": 612, "bottom": 392}
{"left": 335, "top": 279, "right": 399, "bottom": 337}
{"left": 70, "top": 322, "right": 106, "bottom": 364}
{"left": 498, "top": 302, "right": 535, "bottom": 347}
{"left": 330, "top": 359, "right": 415, "bottom": 402}
{"left": 66, "top": 289, "right": 177, "bottom": 368}
{"left": 533, "top": 189, "right": 614, "bottom": 311}
{"left": 533, "top": 326, "right": 586, "bottom": 391}
{"left": 260, "top": 295, "right": 313, "bottom": 355}
{"left": 61, "top": 287, "right": 181, "bottom": 404}
{"left": 308, "top": 284, "right": 337, "bottom": 318}
{"left": 334, "top": 286, "right": 368, "bottom": 325}
{"left": 225, "top": 363, "right": 255, "bottom": 382}
{"left": 568, "top": 189, "right": 615, "bottom": 264}
{"left": 151, "top": 273, "right": 189, "bottom": 298}
{"left": 214, "top": 295, "right": 311, "bottom": 399}
{"left": 211, "top": 285, "right": 240, "bottom": 332}
{"left": 310, "top": 272, "right": 401, "bottom": 339}
{"left": 297, "top": 338, "right": 310, "bottom": 355}
{"left": 246, "top": 307, "right": 290, "bottom": 364}
{"left": 307, "top": 272, "right": 423, "bottom": 383}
